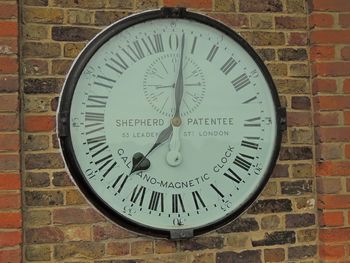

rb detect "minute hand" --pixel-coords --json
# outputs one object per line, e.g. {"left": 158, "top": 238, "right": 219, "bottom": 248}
{"left": 174, "top": 33, "right": 185, "bottom": 118}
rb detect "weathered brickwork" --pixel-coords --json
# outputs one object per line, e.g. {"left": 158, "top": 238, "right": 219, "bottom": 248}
{"left": 0, "top": 0, "right": 347, "bottom": 262}
{"left": 0, "top": 0, "right": 21, "bottom": 262}
{"left": 310, "top": 0, "right": 350, "bottom": 262}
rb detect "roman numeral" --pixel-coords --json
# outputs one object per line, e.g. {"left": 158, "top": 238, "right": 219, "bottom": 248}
{"left": 210, "top": 184, "right": 224, "bottom": 198}
{"left": 206, "top": 45, "right": 219, "bottom": 62}
{"left": 243, "top": 96, "right": 258, "bottom": 104}
{"left": 231, "top": 73, "right": 251, "bottom": 91}
{"left": 223, "top": 168, "right": 242, "bottom": 184}
{"left": 244, "top": 117, "right": 261, "bottom": 127}
{"left": 172, "top": 194, "right": 185, "bottom": 213}
{"left": 142, "top": 34, "right": 164, "bottom": 54}
{"left": 191, "top": 36, "right": 197, "bottom": 54}
{"left": 233, "top": 153, "right": 254, "bottom": 171}
{"left": 87, "top": 95, "right": 108, "bottom": 108}
{"left": 220, "top": 57, "right": 237, "bottom": 75}
{"left": 111, "top": 172, "right": 128, "bottom": 193}
{"left": 87, "top": 135, "right": 106, "bottom": 151}
{"left": 148, "top": 191, "right": 164, "bottom": 212}
{"left": 241, "top": 137, "right": 259, "bottom": 150}
{"left": 94, "top": 75, "right": 115, "bottom": 89}
{"left": 130, "top": 185, "right": 146, "bottom": 206}
{"left": 192, "top": 191, "right": 206, "bottom": 210}
{"left": 106, "top": 53, "right": 128, "bottom": 74}
{"left": 85, "top": 112, "right": 104, "bottom": 123}
{"left": 95, "top": 154, "right": 113, "bottom": 170}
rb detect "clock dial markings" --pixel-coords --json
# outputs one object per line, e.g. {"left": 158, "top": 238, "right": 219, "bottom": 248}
{"left": 243, "top": 95, "right": 258, "bottom": 104}
{"left": 109, "top": 172, "right": 128, "bottom": 193}
{"left": 172, "top": 193, "right": 185, "bottom": 213}
{"left": 148, "top": 191, "right": 164, "bottom": 212}
{"left": 220, "top": 57, "right": 237, "bottom": 75}
{"left": 206, "top": 44, "right": 219, "bottom": 62}
{"left": 190, "top": 36, "right": 197, "bottom": 54}
{"left": 233, "top": 153, "right": 254, "bottom": 171}
{"left": 223, "top": 167, "right": 243, "bottom": 185}
{"left": 210, "top": 183, "right": 225, "bottom": 198}
{"left": 86, "top": 95, "right": 108, "bottom": 108}
{"left": 244, "top": 117, "right": 261, "bottom": 127}
{"left": 231, "top": 73, "right": 251, "bottom": 92}
{"left": 241, "top": 137, "right": 259, "bottom": 150}
{"left": 106, "top": 53, "right": 129, "bottom": 75}
{"left": 192, "top": 190, "right": 206, "bottom": 210}
{"left": 130, "top": 185, "right": 146, "bottom": 206}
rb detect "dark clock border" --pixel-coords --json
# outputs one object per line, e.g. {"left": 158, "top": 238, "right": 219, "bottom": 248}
{"left": 58, "top": 7, "right": 285, "bottom": 240}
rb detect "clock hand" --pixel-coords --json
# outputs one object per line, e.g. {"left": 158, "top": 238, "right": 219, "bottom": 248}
{"left": 174, "top": 33, "right": 185, "bottom": 118}
{"left": 166, "top": 122, "right": 182, "bottom": 166}
{"left": 167, "top": 33, "right": 185, "bottom": 166}
{"left": 130, "top": 124, "right": 173, "bottom": 175}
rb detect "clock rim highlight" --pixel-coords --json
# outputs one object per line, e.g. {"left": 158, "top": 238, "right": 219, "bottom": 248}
{"left": 57, "top": 7, "right": 286, "bottom": 240}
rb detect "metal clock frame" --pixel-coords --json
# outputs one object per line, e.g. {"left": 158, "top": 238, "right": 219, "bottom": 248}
{"left": 58, "top": 7, "right": 287, "bottom": 240}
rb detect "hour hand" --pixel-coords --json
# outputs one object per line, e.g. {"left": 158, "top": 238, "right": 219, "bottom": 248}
{"left": 130, "top": 124, "right": 173, "bottom": 174}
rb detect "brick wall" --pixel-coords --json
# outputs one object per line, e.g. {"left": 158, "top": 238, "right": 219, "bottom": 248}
{"left": 0, "top": 0, "right": 22, "bottom": 262}
{"left": 310, "top": 0, "right": 350, "bottom": 261}
{"left": 0, "top": 0, "right": 347, "bottom": 262}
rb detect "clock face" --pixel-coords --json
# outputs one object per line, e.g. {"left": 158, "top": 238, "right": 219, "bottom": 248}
{"left": 59, "top": 9, "right": 283, "bottom": 239}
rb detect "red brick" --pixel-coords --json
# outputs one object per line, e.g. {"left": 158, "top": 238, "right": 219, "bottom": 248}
{"left": 310, "top": 13, "right": 334, "bottom": 28}
{"left": 53, "top": 208, "right": 104, "bottom": 224}
{"left": 0, "top": 212, "right": 21, "bottom": 228}
{"left": 0, "top": 154, "right": 19, "bottom": 170}
{"left": 0, "top": 231, "right": 21, "bottom": 247}
{"left": 313, "top": 62, "right": 350, "bottom": 77}
{"left": 319, "top": 228, "right": 350, "bottom": 242}
{"left": 288, "top": 32, "right": 307, "bottom": 46}
{"left": 311, "top": 30, "right": 350, "bottom": 44}
{"left": 313, "top": 0, "right": 350, "bottom": 11}
{"left": 0, "top": 57, "right": 18, "bottom": 74}
{"left": 0, "top": 3, "right": 17, "bottom": 19}
{"left": 319, "top": 211, "right": 344, "bottom": 227}
{"left": 344, "top": 79, "right": 350, "bottom": 93}
{"left": 0, "top": 39, "right": 17, "bottom": 55}
{"left": 314, "top": 112, "right": 340, "bottom": 126}
{"left": 310, "top": 46, "right": 335, "bottom": 61}
{"left": 0, "top": 114, "right": 19, "bottom": 131}
{"left": 318, "top": 195, "right": 350, "bottom": 209}
{"left": 320, "top": 245, "right": 346, "bottom": 260}
{"left": 340, "top": 14, "right": 350, "bottom": 28}
{"left": 312, "top": 79, "right": 337, "bottom": 94}
{"left": 0, "top": 173, "right": 20, "bottom": 190}
{"left": 163, "top": 0, "right": 212, "bottom": 10}
{"left": 0, "top": 249, "right": 21, "bottom": 263}
{"left": 345, "top": 111, "right": 350, "bottom": 125}
{"left": 345, "top": 144, "right": 350, "bottom": 159}
{"left": 0, "top": 134, "right": 19, "bottom": 151}
{"left": 316, "top": 95, "right": 350, "bottom": 110}
{"left": 0, "top": 94, "right": 18, "bottom": 112}
{"left": 287, "top": 112, "right": 312, "bottom": 126}
{"left": 317, "top": 161, "right": 350, "bottom": 176}
{"left": 317, "top": 127, "right": 350, "bottom": 142}
{"left": 0, "top": 76, "right": 18, "bottom": 93}
{"left": 24, "top": 115, "right": 55, "bottom": 132}
{"left": 341, "top": 47, "right": 350, "bottom": 60}
{"left": 0, "top": 193, "right": 20, "bottom": 209}
{"left": 0, "top": 22, "right": 18, "bottom": 37}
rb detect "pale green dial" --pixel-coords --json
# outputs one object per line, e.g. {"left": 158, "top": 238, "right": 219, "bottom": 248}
{"left": 68, "top": 17, "right": 278, "bottom": 233}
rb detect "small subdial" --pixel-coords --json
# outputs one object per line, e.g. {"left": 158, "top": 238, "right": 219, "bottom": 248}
{"left": 143, "top": 53, "right": 206, "bottom": 117}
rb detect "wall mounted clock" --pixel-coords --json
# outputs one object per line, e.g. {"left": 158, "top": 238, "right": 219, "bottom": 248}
{"left": 58, "top": 7, "right": 286, "bottom": 239}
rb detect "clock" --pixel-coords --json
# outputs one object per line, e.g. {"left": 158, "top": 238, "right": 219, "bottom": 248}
{"left": 58, "top": 7, "right": 286, "bottom": 240}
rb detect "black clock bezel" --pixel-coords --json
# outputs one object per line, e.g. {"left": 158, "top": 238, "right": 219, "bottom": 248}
{"left": 58, "top": 7, "right": 285, "bottom": 239}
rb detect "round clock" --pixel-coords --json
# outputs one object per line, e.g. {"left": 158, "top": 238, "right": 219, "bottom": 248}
{"left": 58, "top": 7, "right": 286, "bottom": 239}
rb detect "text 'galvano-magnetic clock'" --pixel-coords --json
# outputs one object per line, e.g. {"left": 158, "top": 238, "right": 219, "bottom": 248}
{"left": 57, "top": 7, "right": 287, "bottom": 240}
